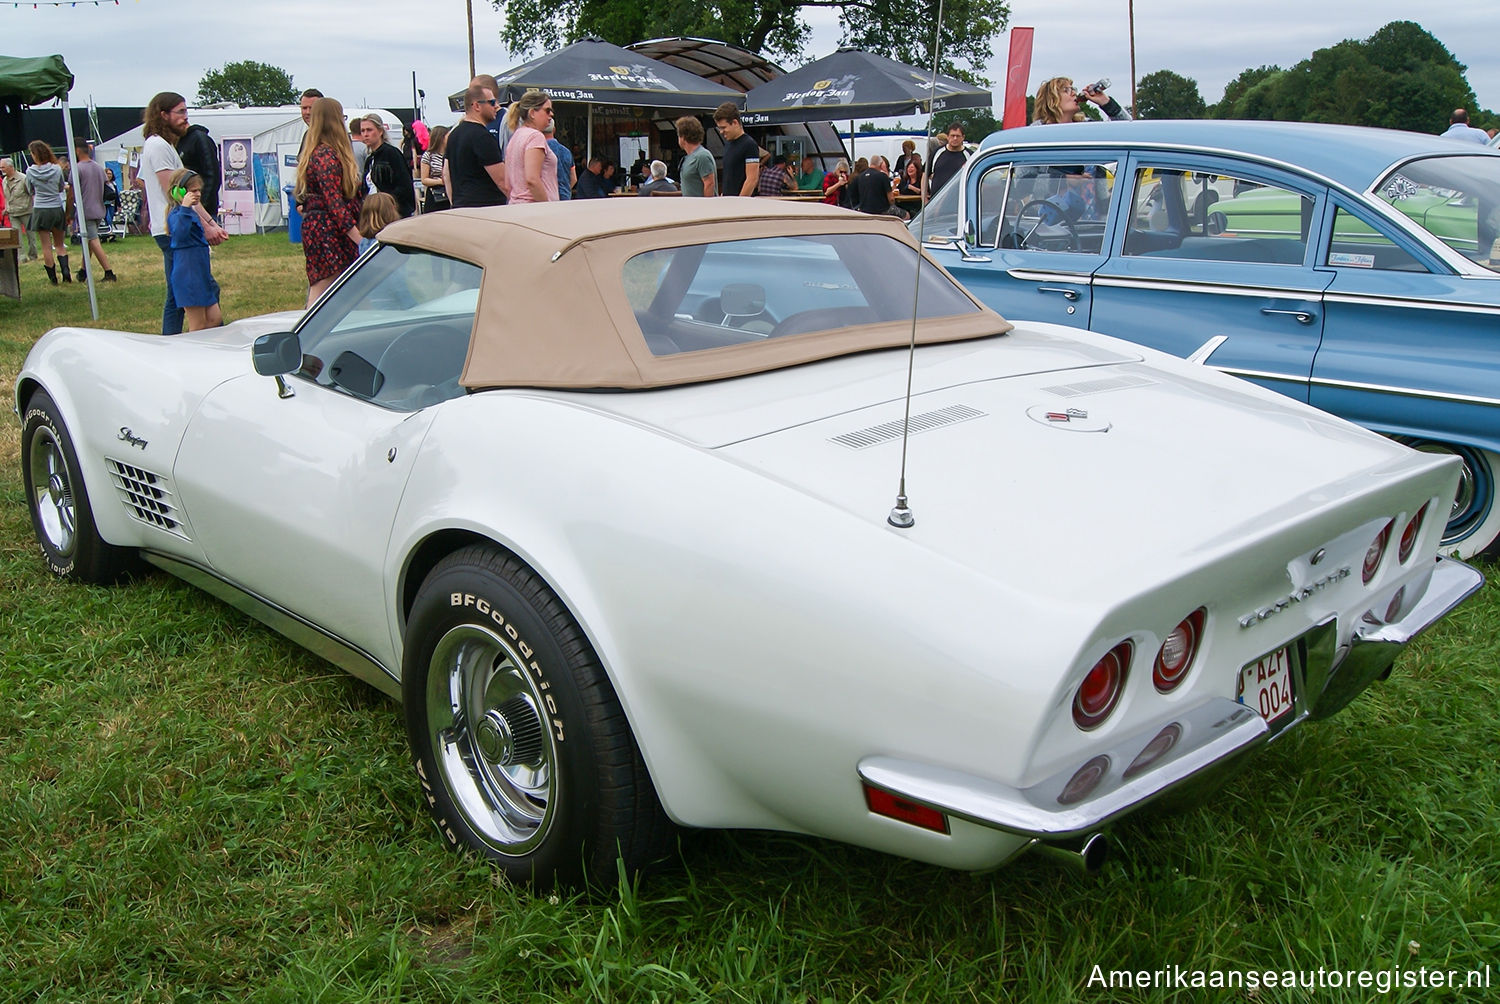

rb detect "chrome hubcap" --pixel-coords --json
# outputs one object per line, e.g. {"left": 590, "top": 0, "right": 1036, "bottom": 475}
{"left": 425, "top": 623, "right": 556, "bottom": 855}
{"left": 1405, "top": 440, "right": 1491, "bottom": 544}
{"left": 28, "top": 428, "right": 77, "bottom": 556}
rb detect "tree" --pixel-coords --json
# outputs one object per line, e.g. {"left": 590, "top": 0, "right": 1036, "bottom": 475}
{"left": 1133, "top": 69, "right": 1205, "bottom": 120}
{"left": 488, "top": 0, "right": 1011, "bottom": 83}
{"left": 197, "top": 61, "right": 298, "bottom": 107}
{"left": 1209, "top": 22, "right": 1490, "bottom": 131}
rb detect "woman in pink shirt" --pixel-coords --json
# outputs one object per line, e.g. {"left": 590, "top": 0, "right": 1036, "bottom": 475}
{"left": 504, "top": 91, "right": 559, "bottom": 203}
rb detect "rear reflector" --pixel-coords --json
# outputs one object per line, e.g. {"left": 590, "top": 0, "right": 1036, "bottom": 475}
{"left": 863, "top": 784, "right": 949, "bottom": 833}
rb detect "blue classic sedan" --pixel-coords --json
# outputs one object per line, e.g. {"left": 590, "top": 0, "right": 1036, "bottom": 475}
{"left": 913, "top": 120, "right": 1500, "bottom": 558}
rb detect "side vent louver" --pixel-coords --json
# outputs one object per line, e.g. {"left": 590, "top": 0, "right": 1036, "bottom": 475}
{"left": 107, "top": 459, "right": 189, "bottom": 538}
{"left": 830, "top": 404, "right": 987, "bottom": 450}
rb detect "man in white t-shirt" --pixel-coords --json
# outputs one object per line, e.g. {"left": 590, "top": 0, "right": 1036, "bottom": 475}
{"left": 142, "top": 91, "right": 228, "bottom": 334}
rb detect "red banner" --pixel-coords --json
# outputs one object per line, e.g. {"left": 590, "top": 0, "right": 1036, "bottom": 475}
{"left": 1003, "top": 27, "right": 1034, "bottom": 130}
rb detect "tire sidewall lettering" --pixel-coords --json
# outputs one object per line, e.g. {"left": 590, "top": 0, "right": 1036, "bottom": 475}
{"left": 446, "top": 590, "right": 565, "bottom": 744}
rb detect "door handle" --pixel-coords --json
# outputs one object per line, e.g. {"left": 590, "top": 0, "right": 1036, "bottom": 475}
{"left": 1261, "top": 307, "right": 1315, "bottom": 324}
{"left": 1037, "top": 286, "right": 1080, "bottom": 301}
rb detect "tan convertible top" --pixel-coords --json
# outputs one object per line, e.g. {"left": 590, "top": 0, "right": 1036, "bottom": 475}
{"left": 377, "top": 199, "right": 1012, "bottom": 390}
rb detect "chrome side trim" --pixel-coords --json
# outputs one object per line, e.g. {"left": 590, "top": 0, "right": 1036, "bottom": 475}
{"left": 1093, "top": 276, "right": 1317, "bottom": 297}
{"left": 1322, "top": 292, "right": 1500, "bottom": 316}
{"left": 858, "top": 697, "right": 1268, "bottom": 839}
{"left": 1303, "top": 375, "right": 1500, "bottom": 409}
{"left": 1210, "top": 366, "right": 1309, "bottom": 387}
{"left": 1006, "top": 268, "right": 1092, "bottom": 282}
{"left": 141, "top": 552, "right": 402, "bottom": 700}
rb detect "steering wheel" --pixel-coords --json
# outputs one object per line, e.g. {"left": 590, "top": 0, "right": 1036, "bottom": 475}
{"left": 374, "top": 323, "right": 468, "bottom": 403}
{"left": 1015, "top": 199, "right": 1081, "bottom": 252}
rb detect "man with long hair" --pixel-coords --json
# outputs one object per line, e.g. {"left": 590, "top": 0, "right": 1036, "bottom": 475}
{"left": 141, "top": 91, "right": 227, "bottom": 334}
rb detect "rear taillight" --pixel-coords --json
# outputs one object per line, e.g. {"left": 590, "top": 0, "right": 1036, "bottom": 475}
{"left": 1153, "top": 609, "right": 1206, "bottom": 693}
{"left": 1073, "top": 641, "right": 1131, "bottom": 730}
{"left": 1362, "top": 520, "right": 1393, "bottom": 584}
{"left": 1399, "top": 504, "right": 1428, "bottom": 563}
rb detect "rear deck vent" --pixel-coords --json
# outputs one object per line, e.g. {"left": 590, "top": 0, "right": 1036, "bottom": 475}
{"left": 1041, "top": 373, "right": 1154, "bottom": 398}
{"left": 830, "top": 404, "right": 987, "bottom": 450}
{"left": 107, "top": 458, "right": 189, "bottom": 538}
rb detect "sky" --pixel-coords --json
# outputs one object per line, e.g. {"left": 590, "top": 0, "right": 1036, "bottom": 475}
{"left": 3, "top": 0, "right": 1497, "bottom": 128}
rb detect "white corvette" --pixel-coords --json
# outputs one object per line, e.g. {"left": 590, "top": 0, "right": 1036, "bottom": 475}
{"left": 16, "top": 200, "right": 1482, "bottom": 887}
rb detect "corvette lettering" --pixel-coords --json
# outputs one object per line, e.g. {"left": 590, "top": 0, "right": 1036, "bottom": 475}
{"left": 1238, "top": 567, "right": 1352, "bottom": 628}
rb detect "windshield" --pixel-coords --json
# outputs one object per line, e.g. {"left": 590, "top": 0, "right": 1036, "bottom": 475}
{"left": 907, "top": 177, "right": 963, "bottom": 242}
{"left": 1374, "top": 155, "right": 1500, "bottom": 273}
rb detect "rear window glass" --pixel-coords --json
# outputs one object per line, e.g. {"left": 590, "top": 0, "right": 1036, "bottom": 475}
{"left": 623, "top": 234, "right": 980, "bottom": 356}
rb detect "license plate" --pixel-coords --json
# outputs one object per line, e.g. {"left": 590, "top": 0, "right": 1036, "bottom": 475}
{"left": 1239, "top": 647, "right": 1295, "bottom": 724}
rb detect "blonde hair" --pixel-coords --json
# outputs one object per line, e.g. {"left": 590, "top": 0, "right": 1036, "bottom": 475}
{"left": 1033, "top": 77, "right": 1084, "bottom": 124}
{"left": 165, "top": 168, "right": 200, "bottom": 211}
{"left": 358, "top": 192, "right": 400, "bottom": 240}
{"left": 504, "top": 90, "right": 550, "bottom": 132}
{"left": 296, "top": 97, "right": 362, "bottom": 203}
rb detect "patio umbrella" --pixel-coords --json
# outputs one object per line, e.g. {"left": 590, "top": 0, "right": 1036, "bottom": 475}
{"left": 742, "top": 47, "right": 991, "bottom": 126}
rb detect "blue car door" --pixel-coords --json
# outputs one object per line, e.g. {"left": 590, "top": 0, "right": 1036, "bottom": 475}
{"left": 922, "top": 149, "right": 1121, "bottom": 328}
{"left": 1090, "top": 156, "right": 1332, "bottom": 402}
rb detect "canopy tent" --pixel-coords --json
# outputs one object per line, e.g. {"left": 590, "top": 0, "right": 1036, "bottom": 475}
{"left": 97, "top": 105, "right": 403, "bottom": 233}
{"left": 742, "top": 47, "right": 991, "bottom": 126}
{"left": 0, "top": 53, "right": 99, "bottom": 318}
{"left": 450, "top": 37, "right": 744, "bottom": 160}
{"left": 626, "top": 37, "right": 786, "bottom": 94}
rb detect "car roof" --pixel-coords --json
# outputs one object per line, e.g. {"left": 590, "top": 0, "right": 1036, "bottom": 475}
{"left": 376, "top": 199, "right": 1010, "bottom": 390}
{"left": 975, "top": 120, "right": 1500, "bottom": 194}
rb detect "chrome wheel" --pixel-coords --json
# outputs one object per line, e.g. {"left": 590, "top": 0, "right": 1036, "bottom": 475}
{"left": 27, "top": 424, "right": 78, "bottom": 559}
{"left": 1400, "top": 439, "right": 1499, "bottom": 557}
{"left": 424, "top": 623, "right": 557, "bottom": 856}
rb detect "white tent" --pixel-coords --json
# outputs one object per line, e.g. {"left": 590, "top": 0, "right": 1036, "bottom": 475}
{"left": 96, "top": 104, "right": 403, "bottom": 231}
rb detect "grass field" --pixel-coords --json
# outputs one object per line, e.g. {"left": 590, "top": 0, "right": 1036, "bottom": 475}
{"left": 1, "top": 235, "right": 1496, "bottom": 1002}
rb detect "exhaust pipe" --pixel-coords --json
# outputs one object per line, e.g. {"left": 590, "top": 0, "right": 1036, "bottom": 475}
{"left": 1031, "top": 832, "right": 1109, "bottom": 874}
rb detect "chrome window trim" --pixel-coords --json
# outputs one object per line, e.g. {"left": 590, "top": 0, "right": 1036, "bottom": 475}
{"left": 1302, "top": 375, "right": 1500, "bottom": 409}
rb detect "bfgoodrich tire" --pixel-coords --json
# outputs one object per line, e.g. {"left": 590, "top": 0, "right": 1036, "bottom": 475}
{"left": 403, "top": 544, "right": 673, "bottom": 889}
{"left": 21, "top": 390, "right": 138, "bottom": 583}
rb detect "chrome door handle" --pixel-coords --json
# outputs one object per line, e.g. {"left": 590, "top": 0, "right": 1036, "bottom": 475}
{"left": 1261, "top": 307, "right": 1315, "bottom": 324}
{"left": 1037, "top": 286, "right": 1080, "bottom": 301}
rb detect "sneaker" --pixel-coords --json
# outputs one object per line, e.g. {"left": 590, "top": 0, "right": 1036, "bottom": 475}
{"left": 103, "top": 271, "right": 118, "bottom": 282}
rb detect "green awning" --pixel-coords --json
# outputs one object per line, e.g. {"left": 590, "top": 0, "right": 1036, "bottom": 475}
{"left": 0, "top": 54, "right": 74, "bottom": 104}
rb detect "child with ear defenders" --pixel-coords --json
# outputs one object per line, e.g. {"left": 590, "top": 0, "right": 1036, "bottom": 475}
{"left": 166, "top": 168, "right": 222, "bottom": 331}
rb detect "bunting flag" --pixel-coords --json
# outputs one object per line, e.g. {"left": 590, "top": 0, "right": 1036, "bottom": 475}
{"left": 7, "top": 2, "right": 122, "bottom": 7}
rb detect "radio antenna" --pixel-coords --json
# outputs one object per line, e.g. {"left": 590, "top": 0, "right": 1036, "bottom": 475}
{"left": 887, "top": 0, "right": 947, "bottom": 530}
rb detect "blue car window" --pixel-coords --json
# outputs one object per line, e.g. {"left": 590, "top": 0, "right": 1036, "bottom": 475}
{"left": 1124, "top": 168, "right": 1311, "bottom": 265}
{"left": 990, "top": 161, "right": 1116, "bottom": 253}
{"left": 1324, "top": 206, "right": 1427, "bottom": 272}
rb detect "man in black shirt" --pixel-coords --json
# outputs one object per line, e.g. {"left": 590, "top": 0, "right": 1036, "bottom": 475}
{"left": 713, "top": 102, "right": 759, "bottom": 197}
{"left": 852, "top": 155, "right": 897, "bottom": 216}
{"left": 359, "top": 113, "right": 416, "bottom": 217}
{"left": 926, "top": 123, "right": 969, "bottom": 198}
{"left": 443, "top": 84, "right": 508, "bottom": 208}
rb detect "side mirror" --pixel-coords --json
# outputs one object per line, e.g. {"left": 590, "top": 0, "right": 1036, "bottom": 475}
{"left": 253, "top": 331, "right": 303, "bottom": 376}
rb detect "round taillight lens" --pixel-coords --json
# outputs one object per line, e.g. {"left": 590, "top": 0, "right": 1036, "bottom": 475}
{"left": 1362, "top": 520, "right": 1393, "bottom": 585}
{"left": 1153, "top": 609, "right": 1206, "bottom": 693}
{"left": 1399, "top": 504, "right": 1428, "bottom": 563}
{"left": 1385, "top": 586, "right": 1406, "bottom": 624}
{"left": 1073, "top": 641, "right": 1132, "bottom": 730}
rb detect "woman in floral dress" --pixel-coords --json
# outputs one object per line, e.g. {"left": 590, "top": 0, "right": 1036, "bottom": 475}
{"left": 295, "top": 97, "right": 363, "bottom": 307}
